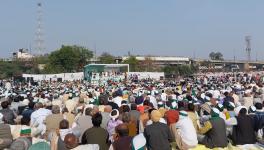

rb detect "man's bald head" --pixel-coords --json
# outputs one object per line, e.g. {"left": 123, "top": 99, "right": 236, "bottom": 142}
{"left": 35, "top": 102, "right": 43, "bottom": 109}
{"left": 64, "top": 133, "right": 78, "bottom": 149}
{"left": 92, "top": 106, "right": 99, "bottom": 115}
{"left": 104, "top": 105, "right": 112, "bottom": 113}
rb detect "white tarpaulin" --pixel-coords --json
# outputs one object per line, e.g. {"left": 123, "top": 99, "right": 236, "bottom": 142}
{"left": 128, "top": 72, "right": 164, "bottom": 80}
{"left": 22, "top": 72, "right": 83, "bottom": 81}
{"left": 23, "top": 72, "right": 164, "bottom": 81}
{"left": 64, "top": 73, "right": 84, "bottom": 81}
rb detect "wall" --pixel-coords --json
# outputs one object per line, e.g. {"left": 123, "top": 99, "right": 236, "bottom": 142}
{"left": 22, "top": 72, "right": 83, "bottom": 81}
{"left": 23, "top": 72, "right": 165, "bottom": 81}
{"left": 128, "top": 72, "right": 164, "bottom": 80}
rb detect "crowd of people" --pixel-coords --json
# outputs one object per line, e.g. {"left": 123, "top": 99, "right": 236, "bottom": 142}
{"left": 0, "top": 72, "right": 263, "bottom": 150}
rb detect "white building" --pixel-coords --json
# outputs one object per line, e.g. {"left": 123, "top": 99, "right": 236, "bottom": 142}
{"left": 13, "top": 49, "right": 34, "bottom": 60}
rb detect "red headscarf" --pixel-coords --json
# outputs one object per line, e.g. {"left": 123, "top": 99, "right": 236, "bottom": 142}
{"left": 166, "top": 110, "right": 179, "bottom": 125}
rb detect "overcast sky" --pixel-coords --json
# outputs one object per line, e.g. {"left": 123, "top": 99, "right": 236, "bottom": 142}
{"left": 1, "top": 0, "right": 264, "bottom": 60}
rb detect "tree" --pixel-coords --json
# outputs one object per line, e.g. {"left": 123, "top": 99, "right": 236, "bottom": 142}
{"left": 98, "top": 52, "right": 115, "bottom": 64}
{"left": 209, "top": 52, "right": 215, "bottom": 60}
{"left": 215, "top": 52, "right": 224, "bottom": 60}
{"left": 74, "top": 45, "right": 94, "bottom": 70}
{"left": 122, "top": 56, "right": 139, "bottom": 72}
{"left": 44, "top": 45, "right": 93, "bottom": 73}
{"left": 35, "top": 55, "right": 49, "bottom": 64}
{"left": 163, "top": 64, "right": 197, "bottom": 77}
{"left": 199, "top": 60, "right": 210, "bottom": 67}
{"left": 163, "top": 65, "right": 175, "bottom": 74}
{"left": 209, "top": 51, "right": 224, "bottom": 60}
{"left": 0, "top": 60, "right": 33, "bottom": 79}
{"left": 138, "top": 56, "right": 160, "bottom": 72}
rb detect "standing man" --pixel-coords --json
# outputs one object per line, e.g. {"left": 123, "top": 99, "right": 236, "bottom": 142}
{"left": 82, "top": 112, "right": 109, "bottom": 150}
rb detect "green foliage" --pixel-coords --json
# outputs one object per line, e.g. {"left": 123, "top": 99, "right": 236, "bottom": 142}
{"left": 209, "top": 52, "right": 224, "bottom": 60}
{"left": 190, "top": 64, "right": 199, "bottom": 73}
{"left": 98, "top": 52, "right": 115, "bottom": 64}
{"left": 122, "top": 56, "right": 161, "bottom": 72}
{"left": 73, "top": 45, "right": 94, "bottom": 70}
{"left": 75, "top": 46, "right": 93, "bottom": 70}
{"left": 199, "top": 60, "right": 211, "bottom": 67}
{"left": 163, "top": 64, "right": 197, "bottom": 76}
{"left": 44, "top": 45, "right": 93, "bottom": 73}
{"left": 163, "top": 65, "right": 174, "bottom": 74}
{"left": 35, "top": 55, "right": 49, "bottom": 64}
{"left": 122, "top": 56, "right": 139, "bottom": 72}
{"left": 138, "top": 56, "right": 160, "bottom": 72}
{"left": 0, "top": 60, "right": 36, "bottom": 79}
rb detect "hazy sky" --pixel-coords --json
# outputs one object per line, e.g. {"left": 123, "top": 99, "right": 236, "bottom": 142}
{"left": 1, "top": 0, "right": 264, "bottom": 60}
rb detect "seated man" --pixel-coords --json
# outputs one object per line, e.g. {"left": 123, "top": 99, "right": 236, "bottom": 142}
{"left": 30, "top": 102, "right": 52, "bottom": 135}
{"left": 0, "top": 113, "right": 13, "bottom": 149}
{"left": 198, "top": 108, "right": 228, "bottom": 149}
{"left": 0, "top": 101, "right": 16, "bottom": 125}
{"left": 45, "top": 105, "right": 64, "bottom": 135}
{"left": 231, "top": 106, "right": 256, "bottom": 145}
{"left": 173, "top": 111, "right": 198, "bottom": 150}
{"left": 254, "top": 102, "right": 264, "bottom": 141}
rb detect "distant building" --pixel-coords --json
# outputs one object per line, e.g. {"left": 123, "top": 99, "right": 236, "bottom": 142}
{"left": 38, "top": 64, "right": 45, "bottom": 70}
{"left": 193, "top": 59, "right": 264, "bottom": 72}
{"left": 13, "top": 49, "right": 34, "bottom": 60}
{"left": 120, "top": 56, "right": 190, "bottom": 66}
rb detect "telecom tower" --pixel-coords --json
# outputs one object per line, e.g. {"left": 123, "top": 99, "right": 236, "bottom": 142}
{"left": 245, "top": 36, "right": 251, "bottom": 62}
{"left": 35, "top": 2, "right": 45, "bottom": 56}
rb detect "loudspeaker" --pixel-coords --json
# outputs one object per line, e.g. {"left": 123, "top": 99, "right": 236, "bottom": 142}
{"left": 13, "top": 76, "right": 25, "bottom": 82}
{"left": 57, "top": 78, "right": 62, "bottom": 82}
{"left": 27, "top": 77, "right": 33, "bottom": 82}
